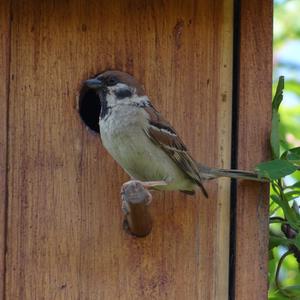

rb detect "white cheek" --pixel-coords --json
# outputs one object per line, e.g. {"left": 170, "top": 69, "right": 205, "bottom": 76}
{"left": 109, "top": 83, "right": 132, "bottom": 95}
{"left": 105, "top": 92, "right": 118, "bottom": 106}
{"left": 106, "top": 83, "right": 150, "bottom": 107}
{"left": 107, "top": 83, "right": 133, "bottom": 104}
{"left": 114, "top": 83, "right": 129, "bottom": 90}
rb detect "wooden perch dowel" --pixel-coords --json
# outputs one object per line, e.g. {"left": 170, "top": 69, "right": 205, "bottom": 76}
{"left": 121, "top": 180, "right": 152, "bottom": 237}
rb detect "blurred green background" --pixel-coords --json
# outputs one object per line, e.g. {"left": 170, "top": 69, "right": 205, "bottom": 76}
{"left": 269, "top": 0, "right": 300, "bottom": 299}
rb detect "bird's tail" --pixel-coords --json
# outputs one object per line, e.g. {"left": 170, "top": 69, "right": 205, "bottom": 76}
{"left": 198, "top": 164, "right": 268, "bottom": 182}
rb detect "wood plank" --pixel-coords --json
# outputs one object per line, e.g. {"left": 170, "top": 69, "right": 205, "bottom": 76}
{"left": 0, "top": 1, "right": 11, "bottom": 299}
{"left": 214, "top": 0, "right": 233, "bottom": 298}
{"left": 6, "top": 0, "right": 233, "bottom": 299}
{"left": 234, "top": 0, "right": 273, "bottom": 299}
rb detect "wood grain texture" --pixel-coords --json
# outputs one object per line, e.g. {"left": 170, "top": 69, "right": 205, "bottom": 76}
{"left": 234, "top": 0, "right": 273, "bottom": 299}
{"left": 0, "top": 1, "right": 11, "bottom": 298}
{"left": 214, "top": 0, "right": 233, "bottom": 298}
{"left": 4, "top": 0, "right": 234, "bottom": 299}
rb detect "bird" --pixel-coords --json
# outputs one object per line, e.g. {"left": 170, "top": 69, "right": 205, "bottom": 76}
{"left": 85, "top": 70, "right": 266, "bottom": 198}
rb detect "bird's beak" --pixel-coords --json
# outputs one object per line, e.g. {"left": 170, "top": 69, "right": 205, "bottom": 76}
{"left": 85, "top": 78, "right": 104, "bottom": 90}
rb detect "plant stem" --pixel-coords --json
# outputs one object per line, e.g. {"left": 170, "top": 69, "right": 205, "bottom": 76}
{"left": 275, "top": 249, "right": 294, "bottom": 298}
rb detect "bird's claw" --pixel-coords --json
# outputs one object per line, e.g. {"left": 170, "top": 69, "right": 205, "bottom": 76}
{"left": 121, "top": 200, "right": 130, "bottom": 215}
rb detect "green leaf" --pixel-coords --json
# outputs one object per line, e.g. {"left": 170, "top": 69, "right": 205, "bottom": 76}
{"left": 273, "top": 76, "right": 285, "bottom": 111}
{"left": 280, "top": 285, "right": 300, "bottom": 296}
{"left": 295, "top": 233, "right": 300, "bottom": 249}
{"left": 256, "top": 159, "right": 297, "bottom": 180}
{"left": 271, "top": 194, "right": 281, "bottom": 203}
{"left": 271, "top": 109, "right": 281, "bottom": 158}
{"left": 285, "top": 181, "right": 300, "bottom": 189}
{"left": 269, "top": 232, "right": 291, "bottom": 249}
{"left": 269, "top": 249, "right": 274, "bottom": 260}
{"left": 284, "top": 191, "right": 300, "bottom": 201}
{"left": 269, "top": 219, "right": 286, "bottom": 224}
{"left": 270, "top": 184, "right": 300, "bottom": 228}
{"left": 268, "top": 296, "right": 290, "bottom": 300}
{"left": 293, "top": 201, "right": 300, "bottom": 215}
{"left": 271, "top": 76, "right": 285, "bottom": 158}
{"left": 281, "top": 147, "right": 300, "bottom": 164}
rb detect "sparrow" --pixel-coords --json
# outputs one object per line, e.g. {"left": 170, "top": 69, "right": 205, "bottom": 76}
{"left": 85, "top": 70, "right": 265, "bottom": 198}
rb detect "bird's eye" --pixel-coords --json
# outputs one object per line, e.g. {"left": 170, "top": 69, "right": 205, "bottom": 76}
{"left": 107, "top": 77, "right": 118, "bottom": 86}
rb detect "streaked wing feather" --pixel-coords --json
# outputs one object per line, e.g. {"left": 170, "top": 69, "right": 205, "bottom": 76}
{"left": 143, "top": 106, "right": 208, "bottom": 197}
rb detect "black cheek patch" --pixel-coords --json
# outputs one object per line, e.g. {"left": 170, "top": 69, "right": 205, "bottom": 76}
{"left": 99, "top": 90, "right": 110, "bottom": 119}
{"left": 115, "top": 88, "right": 132, "bottom": 99}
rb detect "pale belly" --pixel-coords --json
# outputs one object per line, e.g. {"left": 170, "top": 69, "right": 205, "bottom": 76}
{"left": 99, "top": 107, "right": 195, "bottom": 191}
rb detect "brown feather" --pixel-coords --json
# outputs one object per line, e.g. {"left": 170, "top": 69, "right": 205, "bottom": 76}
{"left": 99, "top": 70, "right": 145, "bottom": 96}
{"left": 143, "top": 105, "right": 208, "bottom": 197}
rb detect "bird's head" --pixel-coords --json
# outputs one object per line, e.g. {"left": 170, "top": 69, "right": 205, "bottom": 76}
{"left": 85, "top": 70, "right": 146, "bottom": 107}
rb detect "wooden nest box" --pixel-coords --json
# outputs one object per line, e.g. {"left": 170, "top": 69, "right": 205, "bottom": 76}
{"left": 0, "top": 1, "right": 272, "bottom": 299}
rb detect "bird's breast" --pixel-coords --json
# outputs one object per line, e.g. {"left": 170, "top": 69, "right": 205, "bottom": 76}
{"left": 100, "top": 105, "right": 146, "bottom": 136}
{"left": 98, "top": 105, "right": 195, "bottom": 191}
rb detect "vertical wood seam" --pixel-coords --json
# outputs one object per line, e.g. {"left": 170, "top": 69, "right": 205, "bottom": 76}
{"left": 2, "top": 2, "right": 12, "bottom": 299}
{"left": 228, "top": 0, "right": 241, "bottom": 298}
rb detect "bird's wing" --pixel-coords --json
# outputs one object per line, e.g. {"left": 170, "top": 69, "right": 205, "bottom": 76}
{"left": 143, "top": 105, "right": 208, "bottom": 197}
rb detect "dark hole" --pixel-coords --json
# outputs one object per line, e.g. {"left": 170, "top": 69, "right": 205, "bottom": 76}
{"left": 78, "top": 84, "right": 100, "bottom": 133}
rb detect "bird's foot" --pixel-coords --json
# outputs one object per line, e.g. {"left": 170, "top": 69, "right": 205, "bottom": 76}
{"left": 126, "top": 179, "right": 167, "bottom": 189}
{"left": 121, "top": 180, "right": 166, "bottom": 209}
{"left": 140, "top": 180, "right": 167, "bottom": 188}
